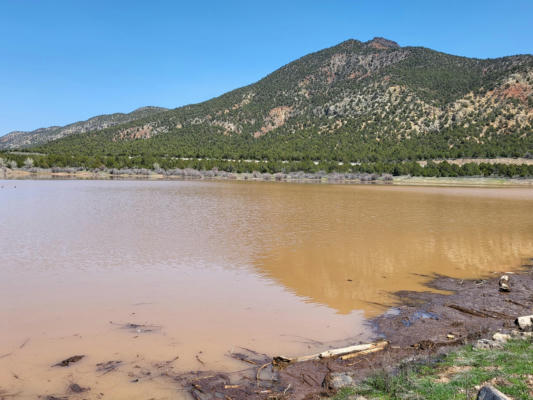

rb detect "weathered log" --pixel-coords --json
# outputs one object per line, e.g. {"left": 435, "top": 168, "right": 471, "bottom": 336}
{"left": 223, "top": 384, "right": 240, "bottom": 389}
{"left": 273, "top": 340, "right": 388, "bottom": 365}
{"left": 340, "top": 341, "right": 389, "bottom": 360}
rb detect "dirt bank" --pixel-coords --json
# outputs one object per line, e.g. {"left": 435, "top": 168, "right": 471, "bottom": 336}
{"left": 171, "top": 262, "right": 533, "bottom": 400}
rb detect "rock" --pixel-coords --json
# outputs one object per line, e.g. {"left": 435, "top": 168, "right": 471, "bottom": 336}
{"left": 68, "top": 383, "right": 89, "bottom": 393}
{"left": 510, "top": 329, "right": 533, "bottom": 339}
{"left": 323, "top": 372, "right": 355, "bottom": 390}
{"left": 474, "top": 339, "right": 503, "bottom": 350}
{"left": 191, "top": 389, "right": 212, "bottom": 400}
{"left": 492, "top": 333, "right": 511, "bottom": 343}
{"left": 498, "top": 275, "right": 510, "bottom": 292}
{"left": 476, "top": 384, "right": 511, "bottom": 399}
{"left": 515, "top": 315, "right": 533, "bottom": 332}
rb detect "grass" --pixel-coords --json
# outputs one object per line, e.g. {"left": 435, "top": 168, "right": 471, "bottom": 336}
{"left": 333, "top": 338, "right": 533, "bottom": 399}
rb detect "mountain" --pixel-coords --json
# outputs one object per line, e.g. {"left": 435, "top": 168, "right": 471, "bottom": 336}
{"left": 0, "top": 106, "right": 168, "bottom": 150}
{"left": 10, "top": 38, "right": 533, "bottom": 164}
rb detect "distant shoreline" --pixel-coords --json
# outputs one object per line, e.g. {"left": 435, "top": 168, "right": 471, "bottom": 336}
{"left": 2, "top": 167, "right": 533, "bottom": 187}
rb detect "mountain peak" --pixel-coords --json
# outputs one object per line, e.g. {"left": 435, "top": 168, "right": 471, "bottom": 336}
{"left": 365, "top": 37, "right": 400, "bottom": 49}
{"left": 132, "top": 106, "right": 168, "bottom": 113}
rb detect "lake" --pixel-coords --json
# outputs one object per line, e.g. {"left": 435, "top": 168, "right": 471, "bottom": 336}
{"left": 1, "top": 179, "right": 532, "bottom": 399}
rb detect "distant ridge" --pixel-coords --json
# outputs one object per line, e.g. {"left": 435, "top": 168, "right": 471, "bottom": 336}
{"left": 0, "top": 106, "right": 168, "bottom": 149}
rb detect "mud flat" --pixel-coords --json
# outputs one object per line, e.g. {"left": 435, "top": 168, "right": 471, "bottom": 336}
{"left": 172, "top": 263, "right": 533, "bottom": 400}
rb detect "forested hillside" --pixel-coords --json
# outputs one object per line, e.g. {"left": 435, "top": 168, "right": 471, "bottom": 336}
{"left": 3, "top": 38, "right": 533, "bottom": 175}
{"left": 0, "top": 106, "right": 167, "bottom": 149}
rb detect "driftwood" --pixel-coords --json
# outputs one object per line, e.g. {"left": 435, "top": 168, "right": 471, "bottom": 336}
{"left": 273, "top": 340, "right": 388, "bottom": 366}
{"left": 19, "top": 338, "right": 30, "bottom": 349}
{"left": 96, "top": 360, "right": 122, "bottom": 374}
{"left": 505, "top": 298, "right": 530, "bottom": 308}
{"left": 446, "top": 304, "right": 496, "bottom": 318}
{"left": 481, "top": 309, "right": 514, "bottom": 319}
{"left": 224, "top": 384, "right": 240, "bottom": 389}
{"left": 256, "top": 362, "right": 272, "bottom": 383}
{"left": 230, "top": 352, "right": 258, "bottom": 365}
{"left": 229, "top": 347, "right": 270, "bottom": 367}
{"left": 340, "top": 341, "right": 389, "bottom": 360}
{"left": 446, "top": 304, "right": 514, "bottom": 320}
{"left": 195, "top": 354, "right": 205, "bottom": 365}
{"left": 52, "top": 355, "right": 84, "bottom": 367}
{"left": 152, "top": 355, "right": 180, "bottom": 370}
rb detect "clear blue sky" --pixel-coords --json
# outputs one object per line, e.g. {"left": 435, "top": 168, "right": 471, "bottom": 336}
{"left": 1, "top": 0, "right": 532, "bottom": 135}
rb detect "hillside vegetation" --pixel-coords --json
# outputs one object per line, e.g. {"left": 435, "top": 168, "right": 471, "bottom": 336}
{"left": 3, "top": 38, "right": 533, "bottom": 176}
{"left": 0, "top": 106, "right": 167, "bottom": 149}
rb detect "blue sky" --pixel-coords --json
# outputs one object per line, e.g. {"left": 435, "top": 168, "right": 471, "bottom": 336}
{"left": 1, "top": 0, "right": 532, "bottom": 135}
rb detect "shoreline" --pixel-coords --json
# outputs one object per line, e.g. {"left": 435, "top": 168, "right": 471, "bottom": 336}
{"left": 173, "top": 262, "right": 533, "bottom": 399}
{"left": 2, "top": 167, "right": 533, "bottom": 187}
{"left": 3, "top": 255, "right": 532, "bottom": 399}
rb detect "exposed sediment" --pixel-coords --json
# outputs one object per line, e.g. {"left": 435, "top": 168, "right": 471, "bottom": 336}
{"left": 174, "top": 262, "right": 533, "bottom": 399}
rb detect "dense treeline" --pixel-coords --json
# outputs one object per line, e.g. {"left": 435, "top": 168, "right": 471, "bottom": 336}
{"left": 33, "top": 126, "right": 533, "bottom": 163}
{"left": 2, "top": 152, "right": 532, "bottom": 178}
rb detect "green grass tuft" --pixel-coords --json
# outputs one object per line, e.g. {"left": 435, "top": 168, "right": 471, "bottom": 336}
{"left": 333, "top": 338, "right": 533, "bottom": 400}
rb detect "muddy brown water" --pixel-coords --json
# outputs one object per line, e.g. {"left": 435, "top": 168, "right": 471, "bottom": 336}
{"left": 1, "top": 180, "right": 532, "bottom": 399}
